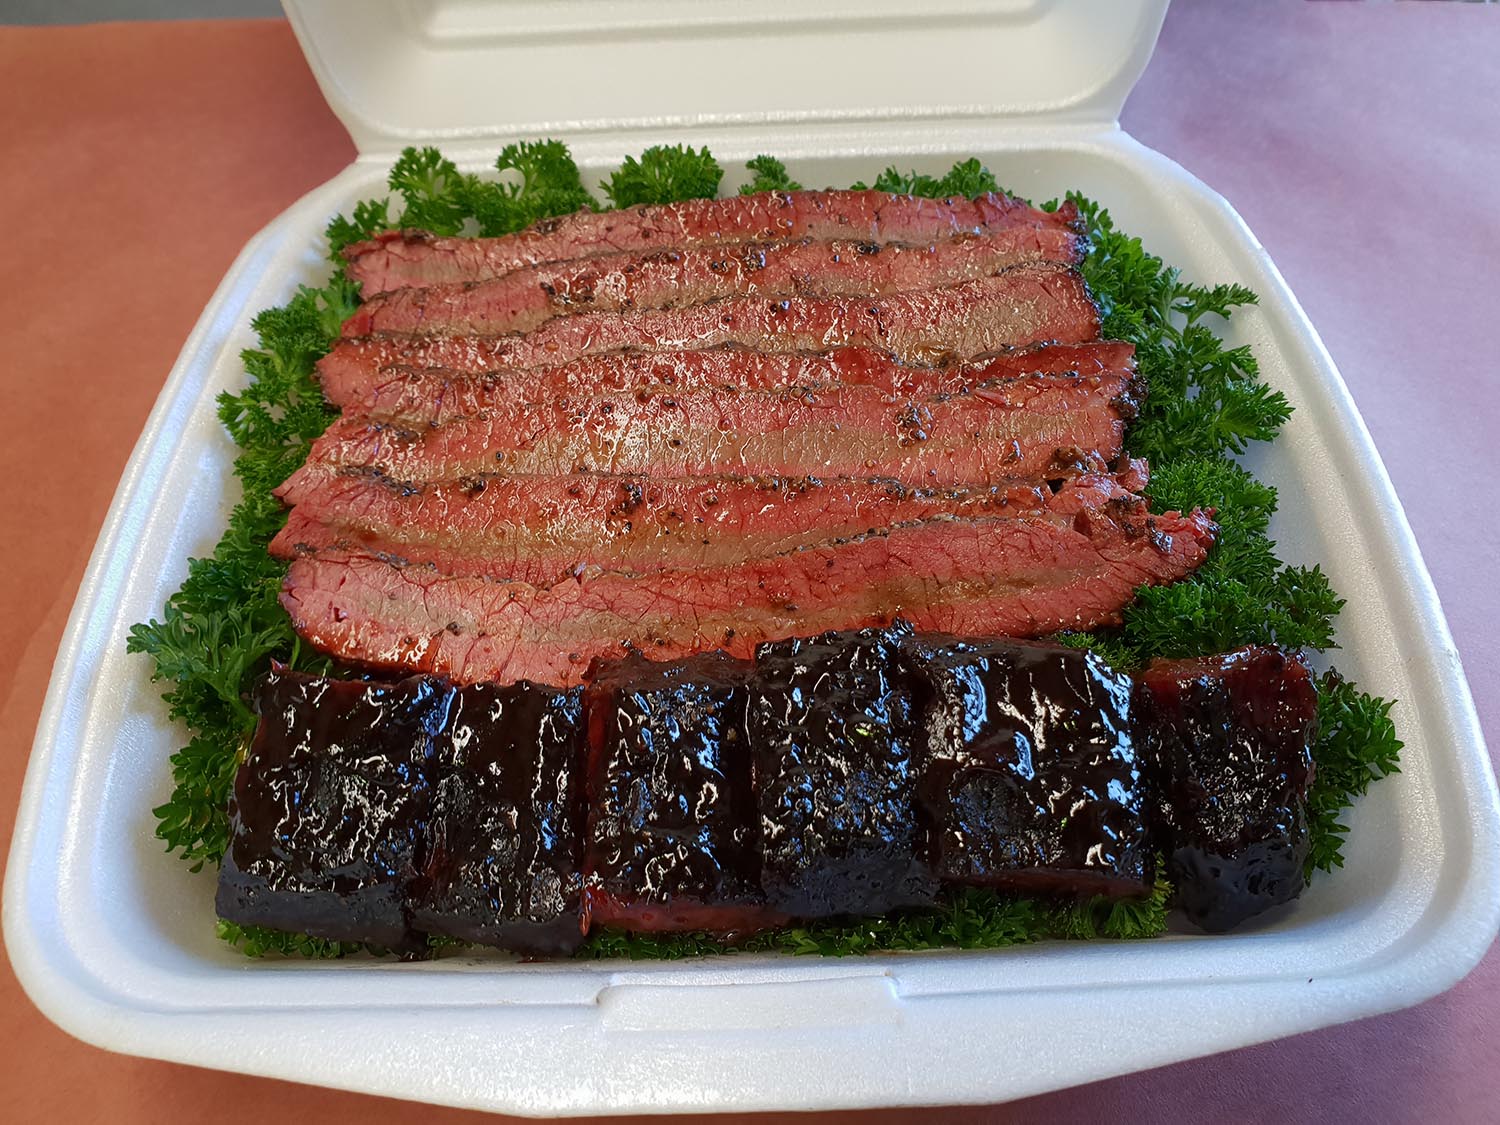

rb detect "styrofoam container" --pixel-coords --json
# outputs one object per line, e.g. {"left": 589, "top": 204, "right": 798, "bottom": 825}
{"left": 6, "top": 0, "right": 1498, "bottom": 1115}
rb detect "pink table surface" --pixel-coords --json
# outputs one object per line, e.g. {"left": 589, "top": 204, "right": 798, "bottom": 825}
{"left": 1, "top": 1, "right": 1496, "bottom": 1121}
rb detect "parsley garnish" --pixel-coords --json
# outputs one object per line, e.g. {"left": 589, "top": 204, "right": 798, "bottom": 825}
{"left": 601, "top": 144, "right": 723, "bottom": 208}
{"left": 131, "top": 144, "right": 1402, "bottom": 957}
{"left": 739, "top": 154, "right": 803, "bottom": 195}
{"left": 852, "top": 157, "right": 1001, "bottom": 199}
{"left": 1305, "top": 671, "right": 1402, "bottom": 875}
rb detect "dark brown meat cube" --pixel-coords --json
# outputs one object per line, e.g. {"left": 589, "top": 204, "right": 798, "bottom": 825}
{"left": 747, "top": 625, "right": 938, "bottom": 918}
{"left": 412, "top": 682, "right": 588, "bottom": 955}
{"left": 1137, "top": 647, "right": 1319, "bottom": 932}
{"left": 906, "top": 637, "right": 1151, "bottom": 899}
{"left": 582, "top": 653, "right": 781, "bottom": 933}
{"left": 215, "top": 668, "right": 450, "bottom": 953}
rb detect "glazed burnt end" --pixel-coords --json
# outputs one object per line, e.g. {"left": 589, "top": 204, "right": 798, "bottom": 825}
{"left": 748, "top": 625, "right": 939, "bottom": 918}
{"left": 216, "top": 668, "right": 448, "bottom": 954}
{"left": 907, "top": 637, "right": 1152, "bottom": 898}
{"left": 1136, "top": 647, "right": 1319, "bottom": 932}
{"left": 413, "top": 682, "right": 589, "bottom": 955}
{"left": 582, "top": 652, "right": 781, "bottom": 933}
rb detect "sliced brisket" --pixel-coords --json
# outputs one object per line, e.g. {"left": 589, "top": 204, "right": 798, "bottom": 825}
{"left": 281, "top": 370, "right": 1135, "bottom": 502}
{"left": 324, "top": 341, "right": 1135, "bottom": 428}
{"left": 343, "top": 227, "right": 1085, "bottom": 339}
{"left": 279, "top": 476, "right": 1216, "bottom": 687}
{"left": 272, "top": 474, "right": 1051, "bottom": 587}
{"left": 344, "top": 191, "right": 1082, "bottom": 296}
{"left": 316, "top": 266, "right": 1101, "bottom": 388}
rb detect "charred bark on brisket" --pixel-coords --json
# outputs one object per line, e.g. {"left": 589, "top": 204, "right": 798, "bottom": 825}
{"left": 215, "top": 637, "right": 1318, "bottom": 954}
{"left": 1136, "top": 648, "right": 1319, "bottom": 932}
{"left": 748, "top": 626, "right": 938, "bottom": 917}
{"left": 907, "top": 636, "right": 1153, "bottom": 899}
{"left": 412, "top": 681, "right": 589, "bottom": 955}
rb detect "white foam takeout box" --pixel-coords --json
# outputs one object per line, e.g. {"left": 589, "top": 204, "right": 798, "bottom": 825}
{"left": 7, "top": 0, "right": 1499, "bottom": 1114}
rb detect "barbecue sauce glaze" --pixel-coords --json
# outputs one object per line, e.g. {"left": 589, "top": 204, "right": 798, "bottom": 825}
{"left": 582, "top": 652, "right": 782, "bottom": 932}
{"left": 750, "top": 625, "right": 938, "bottom": 916}
{"left": 217, "top": 631, "right": 1319, "bottom": 952}
{"left": 216, "top": 668, "right": 446, "bottom": 954}
{"left": 412, "top": 681, "right": 588, "bottom": 954}
{"left": 1136, "top": 648, "right": 1318, "bottom": 932}
{"left": 910, "top": 635, "right": 1152, "bottom": 898}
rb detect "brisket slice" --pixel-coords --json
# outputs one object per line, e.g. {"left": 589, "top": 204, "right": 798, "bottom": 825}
{"left": 344, "top": 191, "right": 1082, "bottom": 296}
{"left": 279, "top": 477, "right": 1216, "bottom": 687}
{"left": 324, "top": 341, "right": 1135, "bottom": 427}
{"left": 342, "top": 227, "right": 1085, "bottom": 339}
{"left": 272, "top": 474, "right": 1052, "bottom": 587}
{"left": 316, "top": 266, "right": 1101, "bottom": 387}
{"left": 281, "top": 371, "right": 1135, "bottom": 498}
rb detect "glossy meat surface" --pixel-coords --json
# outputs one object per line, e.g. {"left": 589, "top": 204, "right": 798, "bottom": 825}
{"left": 747, "top": 625, "right": 937, "bottom": 916}
{"left": 215, "top": 636, "right": 1320, "bottom": 950}
{"left": 1136, "top": 647, "right": 1319, "bottom": 932}
{"left": 344, "top": 191, "right": 1082, "bottom": 295}
{"left": 315, "top": 266, "right": 1101, "bottom": 386}
{"left": 282, "top": 370, "right": 1136, "bottom": 498}
{"left": 413, "top": 682, "right": 588, "bottom": 954}
{"left": 907, "top": 637, "right": 1151, "bottom": 898}
{"left": 582, "top": 652, "right": 780, "bottom": 932}
{"left": 320, "top": 341, "right": 1137, "bottom": 426}
{"left": 215, "top": 668, "right": 449, "bottom": 953}
{"left": 343, "top": 227, "right": 1084, "bottom": 338}
{"left": 272, "top": 473, "right": 1051, "bottom": 587}
{"left": 279, "top": 477, "right": 1215, "bottom": 687}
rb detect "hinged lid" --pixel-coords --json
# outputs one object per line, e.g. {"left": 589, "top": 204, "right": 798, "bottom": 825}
{"left": 284, "top": 0, "right": 1170, "bottom": 156}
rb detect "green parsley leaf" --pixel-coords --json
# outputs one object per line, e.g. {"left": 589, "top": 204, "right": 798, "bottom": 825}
{"left": 466, "top": 140, "right": 597, "bottom": 237}
{"left": 602, "top": 144, "right": 723, "bottom": 208}
{"left": 1306, "top": 671, "right": 1402, "bottom": 874}
{"left": 572, "top": 884, "right": 1166, "bottom": 960}
{"left": 739, "top": 154, "right": 803, "bottom": 195}
{"left": 324, "top": 198, "right": 393, "bottom": 260}
{"left": 217, "top": 919, "right": 364, "bottom": 959}
{"left": 855, "top": 157, "right": 1003, "bottom": 199}
{"left": 387, "top": 146, "right": 474, "bottom": 235}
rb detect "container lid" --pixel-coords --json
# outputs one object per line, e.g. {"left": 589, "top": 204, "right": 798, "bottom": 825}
{"left": 284, "top": 0, "right": 1171, "bottom": 156}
